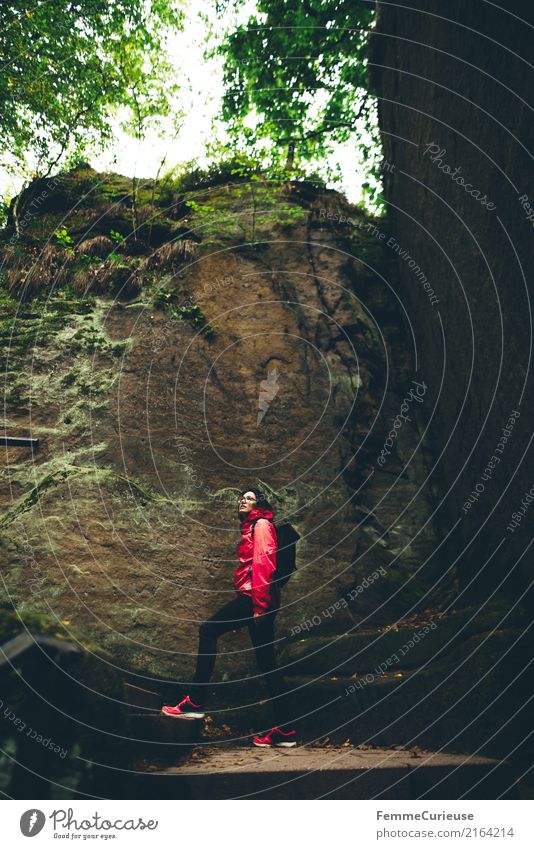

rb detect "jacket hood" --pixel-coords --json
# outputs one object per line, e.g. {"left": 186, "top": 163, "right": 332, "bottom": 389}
{"left": 240, "top": 507, "right": 274, "bottom": 527}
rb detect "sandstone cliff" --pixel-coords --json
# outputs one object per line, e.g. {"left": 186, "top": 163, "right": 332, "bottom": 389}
{"left": 0, "top": 166, "right": 440, "bottom": 684}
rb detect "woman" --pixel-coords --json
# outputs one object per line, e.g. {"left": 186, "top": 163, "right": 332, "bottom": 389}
{"left": 161, "top": 488, "right": 297, "bottom": 748}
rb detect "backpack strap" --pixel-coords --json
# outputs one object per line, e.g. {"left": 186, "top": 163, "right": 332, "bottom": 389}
{"left": 250, "top": 517, "right": 274, "bottom": 537}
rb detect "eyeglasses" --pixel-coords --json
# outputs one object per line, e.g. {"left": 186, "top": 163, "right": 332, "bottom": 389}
{"left": 239, "top": 496, "right": 257, "bottom": 503}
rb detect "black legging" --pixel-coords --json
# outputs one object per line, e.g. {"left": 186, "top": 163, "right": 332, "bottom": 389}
{"left": 189, "top": 593, "right": 289, "bottom": 728}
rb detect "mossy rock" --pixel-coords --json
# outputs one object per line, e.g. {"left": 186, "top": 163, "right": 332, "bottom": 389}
{"left": 0, "top": 602, "right": 134, "bottom": 798}
{"left": 0, "top": 603, "right": 68, "bottom": 644}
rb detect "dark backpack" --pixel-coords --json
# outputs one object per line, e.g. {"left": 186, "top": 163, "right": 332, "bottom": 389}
{"left": 251, "top": 518, "right": 300, "bottom": 587}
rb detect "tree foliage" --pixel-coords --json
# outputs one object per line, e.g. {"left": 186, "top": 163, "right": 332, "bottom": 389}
{"left": 216, "top": 0, "right": 376, "bottom": 177}
{"left": 0, "top": 0, "right": 183, "bottom": 174}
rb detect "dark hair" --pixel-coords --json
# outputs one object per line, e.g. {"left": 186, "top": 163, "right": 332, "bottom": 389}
{"left": 239, "top": 487, "right": 273, "bottom": 512}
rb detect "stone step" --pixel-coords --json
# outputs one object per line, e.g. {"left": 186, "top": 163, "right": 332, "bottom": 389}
{"left": 136, "top": 745, "right": 520, "bottom": 800}
{"left": 124, "top": 682, "right": 163, "bottom": 713}
{"left": 279, "top": 606, "right": 520, "bottom": 679}
{"left": 128, "top": 711, "right": 202, "bottom": 764}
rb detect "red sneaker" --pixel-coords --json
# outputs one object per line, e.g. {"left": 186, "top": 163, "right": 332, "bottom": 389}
{"left": 161, "top": 695, "right": 205, "bottom": 719}
{"left": 252, "top": 727, "right": 297, "bottom": 748}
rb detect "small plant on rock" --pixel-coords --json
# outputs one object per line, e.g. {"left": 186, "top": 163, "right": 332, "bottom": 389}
{"left": 54, "top": 228, "right": 74, "bottom": 254}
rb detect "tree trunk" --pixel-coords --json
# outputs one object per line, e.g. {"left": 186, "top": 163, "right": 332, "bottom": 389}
{"left": 284, "top": 140, "right": 296, "bottom": 173}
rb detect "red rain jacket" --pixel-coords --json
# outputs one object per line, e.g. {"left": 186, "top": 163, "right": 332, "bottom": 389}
{"left": 234, "top": 507, "right": 279, "bottom": 615}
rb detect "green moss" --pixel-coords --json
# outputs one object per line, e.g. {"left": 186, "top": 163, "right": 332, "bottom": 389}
{"left": 60, "top": 370, "right": 76, "bottom": 387}
{"left": 44, "top": 297, "right": 95, "bottom": 315}
{"left": 3, "top": 384, "right": 29, "bottom": 408}
{"left": 153, "top": 286, "right": 182, "bottom": 309}
{"left": 174, "top": 302, "right": 214, "bottom": 335}
{"left": 110, "top": 339, "right": 131, "bottom": 357}
{"left": 0, "top": 464, "right": 173, "bottom": 530}
{"left": 70, "top": 325, "right": 109, "bottom": 352}
{"left": 0, "top": 601, "right": 68, "bottom": 644}
{"left": 151, "top": 286, "right": 215, "bottom": 339}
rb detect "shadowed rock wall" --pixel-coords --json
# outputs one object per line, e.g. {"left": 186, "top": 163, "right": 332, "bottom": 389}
{"left": 370, "top": 0, "right": 534, "bottom": 603}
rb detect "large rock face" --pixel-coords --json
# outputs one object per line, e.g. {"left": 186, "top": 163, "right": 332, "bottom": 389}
{"left": 370, "top": 0, "right": 534, "bottom": 603}
{"left": 0, "top": 169, "right": 439, "bottom": 683}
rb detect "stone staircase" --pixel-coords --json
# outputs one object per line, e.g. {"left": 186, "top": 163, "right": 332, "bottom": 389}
{"left": 131, "top": 675, "right": 527, "bottom": 799}
{"left": 132, "top": 604, "right": 533, "bottom": 799}
{"left": 125, "top": 682, "right": 201, "bottom": 766}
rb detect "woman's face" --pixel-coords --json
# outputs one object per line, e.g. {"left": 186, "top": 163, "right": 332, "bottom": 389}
{"left": 239, "top": 491, "right": 257, "bottom": 515}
